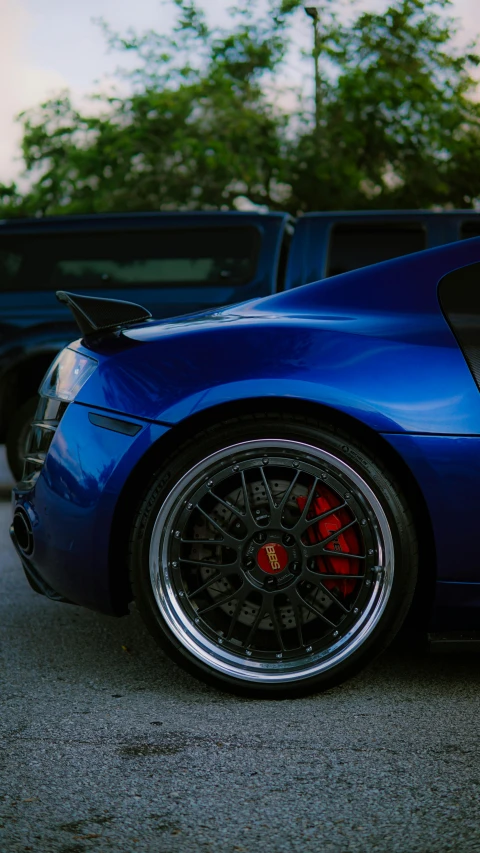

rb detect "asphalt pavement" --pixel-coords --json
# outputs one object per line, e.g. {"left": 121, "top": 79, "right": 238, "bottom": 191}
{"left": 1, "top": 447, "right": 480, "bottom": 853}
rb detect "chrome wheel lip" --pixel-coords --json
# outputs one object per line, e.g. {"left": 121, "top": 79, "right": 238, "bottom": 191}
{"left": 148, "top": 439, "right": 394, "bottom": 685}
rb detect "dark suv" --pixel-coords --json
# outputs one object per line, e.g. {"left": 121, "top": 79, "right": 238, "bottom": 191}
{"left": 2, "top": 207, "right": 480, "bottom": 479}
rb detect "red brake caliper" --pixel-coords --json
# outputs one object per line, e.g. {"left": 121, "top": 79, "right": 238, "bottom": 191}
{"left": 296, "top": 487, "right": 360, "bottom": 597}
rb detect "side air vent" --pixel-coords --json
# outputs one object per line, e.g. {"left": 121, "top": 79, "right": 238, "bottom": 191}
{"left": 438, "top": 262, "right": 480, "bottom": 389}
{"left": 23, "top": 397, "right": 69, "bottom": 479}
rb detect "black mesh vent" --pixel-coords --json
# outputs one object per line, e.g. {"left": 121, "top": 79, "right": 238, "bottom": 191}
{"left": 23, "top": 397, "right": 69, "bottom": 479}
{"left": 438, "top": 262, "right": 480, "bottom": 388}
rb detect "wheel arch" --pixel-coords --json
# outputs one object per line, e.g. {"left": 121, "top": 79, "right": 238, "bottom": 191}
{"left": 108, "top": 395, "right": 436, "bottom": 627}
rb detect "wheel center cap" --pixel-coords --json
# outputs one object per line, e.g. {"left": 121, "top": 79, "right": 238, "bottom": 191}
{"left": 257, "top": 541, "right": 288, "bottom": 575}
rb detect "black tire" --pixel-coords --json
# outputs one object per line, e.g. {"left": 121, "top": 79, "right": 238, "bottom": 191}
{"left": 129, "top": 413, "right": 418, "bottom": 698}
{"left": 6, "top": 395, "right": 38, "bottom": 481}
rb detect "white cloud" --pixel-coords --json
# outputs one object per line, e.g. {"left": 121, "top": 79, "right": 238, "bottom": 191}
{"left": 0, "top": 0, "right": 67, "bottom": 183}
{"left": 454, "top": 0, "right": 480, "bottom": 34}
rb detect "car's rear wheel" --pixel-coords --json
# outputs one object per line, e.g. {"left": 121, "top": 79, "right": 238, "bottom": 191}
{"left": 129, "top": 415, "right": 418, "bottom": 697}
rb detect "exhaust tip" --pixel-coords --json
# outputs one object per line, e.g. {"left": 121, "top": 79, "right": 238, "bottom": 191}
{"left": 12, "top": 508, "right": 34, "bottom": 556}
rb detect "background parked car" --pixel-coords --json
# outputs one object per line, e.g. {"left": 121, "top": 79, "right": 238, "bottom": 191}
{"left": 2, "top": 208, "right": 480, "bottom": 478}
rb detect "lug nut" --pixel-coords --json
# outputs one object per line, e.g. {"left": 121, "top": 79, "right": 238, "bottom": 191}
{"left": 282, "top": 533, "right": 294, "bottom": 546}
{"left": 255, "top": 532, "right": 266, "bottom": 544}
{"left": 289, "top": 561, "right": 301, "bottom": 576}
{"left": 265, "top": 577, "right": 277, "bottom": 589}
{"left": 244, "top": 558, "right": 255, "bottom": 570}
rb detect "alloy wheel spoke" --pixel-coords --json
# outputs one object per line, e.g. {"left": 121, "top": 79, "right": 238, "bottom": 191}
{"left": 273, "top": 469, "right": 300, "bottom": 525}
{"left": 209, "top": 490, "right": 246, "bottom": 522}
{"left": 292, "top": 587, "right": 337, "bottom": 628}
{"left": 303, "top": 502, "right": 347, "bottom": 530}
{"left": 304, "top": 518, "right": 358, "bottom": 552}
{"left": 225, "top": 595, "right": 251, "bottom": 641}
{"left": 179, "top": 557, "right": 240, "bottom": 570}
{"left": 195, "top": 505, "right": 247, "bottom": 547}
{"left": 259, "top": 466, "right": 275, "bottom": 515}
{"left": 290, "top": 598, "right": 305, "bottom": 649}
{"left": 281, "top": 585, "right": 307, "bottom": 649}
{"left": 244, "top": 603, "right": 267, "bottom": 649}
{"left": 291, "top": 477, "right": 319, "bottom": 532}
{"left": 306, "top": 572, "right": 365, "bottom": 580}
{"left": 240, "top": 470, "right": 256, "bottom": 527}
{"left": 305, "top": 570, "right": 352, "bottom": 613}
{"left": 187, "top": 572, "right": 224, "bottom": 599}
{"left": 306, "top": 547, "right": 366, "bottom": 561}
{"left": 264, "top": 595, "right": 285, "bottom": 652}
{"left": 197, "top": 583, "right": 248, "bottom": 616}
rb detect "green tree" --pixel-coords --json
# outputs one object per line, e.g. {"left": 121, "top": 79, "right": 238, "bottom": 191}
{"left": 2, "top": 0, "right": 480, "bottom": 216}
{"left": 289, "top": 0, "right": 480, "bottom": 210}
{"left": 0, "top": 1, "right": 297, "bottom": 217}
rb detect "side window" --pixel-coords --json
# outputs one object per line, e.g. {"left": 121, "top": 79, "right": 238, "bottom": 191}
{"left": 461, "top": 221, "right": 480, "bottom": 240}
{"left": 438, "top": 261, "right": 480, "bottom": 389}
{"left": 0, "top": 227, "right": 261, "bottom": 292}
{"left": 275, "top": 223, "right": 294, "bottom": 292}
{"left": 326, "top": 223, "right": 427, "bottom": 277}
{"left": 0, "top": 249, "right": 22, "bottom": 286}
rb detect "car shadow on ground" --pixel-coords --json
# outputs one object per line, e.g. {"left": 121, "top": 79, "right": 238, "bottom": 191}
{"left": 3, "top": 567, "right": 479, "bottom": 705}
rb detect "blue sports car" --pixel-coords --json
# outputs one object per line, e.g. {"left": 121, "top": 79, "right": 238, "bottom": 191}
{"left": 10, "top": 237, "right": 480, "bottom": 697}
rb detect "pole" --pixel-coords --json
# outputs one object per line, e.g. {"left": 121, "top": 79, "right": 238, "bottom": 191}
{"left": 304, "top": 7, "right": 321, "bottom": 136}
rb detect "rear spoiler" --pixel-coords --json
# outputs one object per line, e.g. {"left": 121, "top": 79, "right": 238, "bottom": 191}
{"left": 56, "top": 291, "right": 152, "bottom": 338}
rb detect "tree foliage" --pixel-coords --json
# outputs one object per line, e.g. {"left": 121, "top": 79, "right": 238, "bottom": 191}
{"left": 1, "top": 0, "right": 480, "bottom": 216}
{"left": 289, "top": 0, "right": 480, "bottom": 210}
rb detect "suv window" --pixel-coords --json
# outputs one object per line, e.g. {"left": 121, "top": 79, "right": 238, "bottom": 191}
{"left": 0, "top": 227, "right": 260, "bottom": 292}
{"left": 326, "top": 222, "right": 426, "bottom": 277}
{"left": 461, "top": 221, "right": 480, "bottom": 240}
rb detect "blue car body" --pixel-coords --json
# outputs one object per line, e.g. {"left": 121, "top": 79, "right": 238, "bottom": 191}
{"left": 11, "top": 236, "right": 480, "bottom": 633}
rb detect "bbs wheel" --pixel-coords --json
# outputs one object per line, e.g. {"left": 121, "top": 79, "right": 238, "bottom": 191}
{"left": 130, "top": 415, "right": 418, "bottom": 697}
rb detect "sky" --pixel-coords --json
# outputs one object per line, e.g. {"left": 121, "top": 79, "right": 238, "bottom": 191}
{"left": 1, "top": 0, "right": 480, "bottom": 184}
